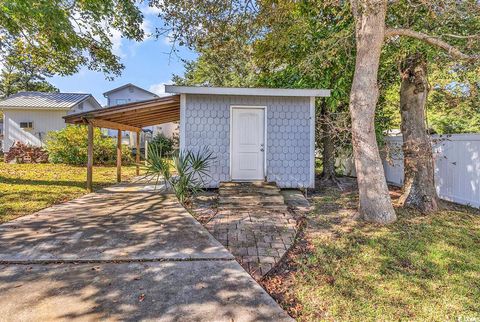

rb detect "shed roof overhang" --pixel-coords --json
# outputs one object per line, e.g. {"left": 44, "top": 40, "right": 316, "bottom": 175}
{"left": 165, "top": 85, "right": 331, "bottom": 97}
{"left": 63, "top": 95, "right": 180, "bottom": 131}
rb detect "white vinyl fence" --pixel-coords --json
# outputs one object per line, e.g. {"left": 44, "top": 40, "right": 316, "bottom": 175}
{"left": 382, "top": 134, "right": 480, "bottom": 208}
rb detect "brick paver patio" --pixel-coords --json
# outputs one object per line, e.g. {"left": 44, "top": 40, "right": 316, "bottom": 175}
{"left": 205, "top": 182, "right": 297, "bottom": 279}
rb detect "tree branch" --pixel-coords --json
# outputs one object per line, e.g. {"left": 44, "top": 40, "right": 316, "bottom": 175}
{"left": 441, "top": 33, "right": 480, "bottom": 40}
{"left": 385, "top": 28, "right": 478, "bottom": 60}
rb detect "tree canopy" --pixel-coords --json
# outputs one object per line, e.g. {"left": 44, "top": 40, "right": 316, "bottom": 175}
{"left": 0, "top": 0, "right": 145, "bottom": 78}
{"left": 377, "top": 0, "right": 480, "bottom": 134}
{"left": 0, "top": 49, "right": 58, "bottom": 98}
{"left": 158, "top": 0, "right": 479, "bottom": 136}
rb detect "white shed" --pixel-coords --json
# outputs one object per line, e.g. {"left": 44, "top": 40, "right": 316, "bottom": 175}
{"left": 0, "top": 92, "right": 102, "bottom": 152}
{"left": 165, "top": 86, "right": 330, "bottom": 188}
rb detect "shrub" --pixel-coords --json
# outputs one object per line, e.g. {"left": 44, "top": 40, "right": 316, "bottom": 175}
{"left": 46, "top": 125, "right": 133, "bottom": 165}
{"left": 145, "top": 147, "right": 214, "bottom": 205}
{"left": 149, "top": 133, "right": 175, "bottom": 157}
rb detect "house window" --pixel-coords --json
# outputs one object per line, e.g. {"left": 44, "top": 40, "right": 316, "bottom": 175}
{"left": 115, "top": 99, "right": 128, "bottom": 105}
{"left": 128, "top": 87, "right": 134, "bottom": 93}
{"left": 19, "top": 122, "right": 33, "bottom": 129}
{"left": 78, "top": 102, "right": 84, "bottom": 110}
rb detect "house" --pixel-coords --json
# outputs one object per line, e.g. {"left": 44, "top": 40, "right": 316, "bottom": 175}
{"left": 104, "top": 83, "right": 159, "bottom": 106}
{"left": 0, "top": 92, "right": 102, "bottom": 151}
{"left": 65, "top": 86, "right": 330, "bottom": 190}
{"left": 103, "top": 83, "right": 178, "bottom": 139}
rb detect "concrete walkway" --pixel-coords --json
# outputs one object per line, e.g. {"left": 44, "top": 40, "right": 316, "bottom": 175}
{"left": 0, "top": 180, "right": 292, "bottom": 321}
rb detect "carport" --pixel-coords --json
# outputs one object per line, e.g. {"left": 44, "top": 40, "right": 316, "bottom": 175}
{"left": 63, "top": 95, "right": 180, "bottom": 191}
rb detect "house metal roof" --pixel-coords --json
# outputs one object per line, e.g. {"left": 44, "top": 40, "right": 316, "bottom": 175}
{"left": 165, "top": 85, "right": 331, "bottom": 97}
{"left": 0, "top": 92, "right": 94, "bottom": 109}
{"left": 103, "top": 83, "right": 159, "bottom": 97}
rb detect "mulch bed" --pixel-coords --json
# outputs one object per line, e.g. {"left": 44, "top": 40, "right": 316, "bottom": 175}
{"left": 260, "top": 212, "right": 311, "bottom": 318}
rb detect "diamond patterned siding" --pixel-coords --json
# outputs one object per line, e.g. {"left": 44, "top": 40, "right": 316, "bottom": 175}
{"left": 183, "top": 94, "right": 312, "bottom": 188}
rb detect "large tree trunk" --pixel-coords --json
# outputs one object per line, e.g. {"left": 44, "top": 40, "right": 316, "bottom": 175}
{"left": 398, "top": 53, "right": 438, "bottom": 213}
{"left": 320, "top": 100, "right": 337, "bottom": 181}
{"left": 349, "top": 0, "right": 396, "bottom": 224}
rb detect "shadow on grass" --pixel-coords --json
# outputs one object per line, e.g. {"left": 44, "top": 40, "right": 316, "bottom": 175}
{"left": 300, "top": 185, "right": 480, "bottom": 320}
{"left": 0, "top": 176, "right": 117, "bottom": 189}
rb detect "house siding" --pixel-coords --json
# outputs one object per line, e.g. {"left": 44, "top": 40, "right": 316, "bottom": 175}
{"left": 3, "top": 109, "right": 68, "bottom": 151}
{"left": 183, "top": 94, "right": 313, "bottom": 188}
{"left": 106, "top": 87, "right": 157, "bottom": 106}
{"left": 105, "top": 85, "right": 178, "bottom": 139}
{"left": 68, "top": 97, "right": 99, "bottom": 115}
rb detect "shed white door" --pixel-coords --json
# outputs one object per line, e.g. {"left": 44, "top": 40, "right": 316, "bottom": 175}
{"left": 231, "top": 107, "right": 265, "bottom": 181}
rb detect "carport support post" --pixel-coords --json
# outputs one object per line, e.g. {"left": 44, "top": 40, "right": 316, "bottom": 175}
{"left": 87, "top": 122, "right": 94, "bottom": 192}
{"left": 136, "top": 131, "right": 140, "bottom": 176}
{"left": 117, "top": 130, "right": 122, "bottom": 183}
{"left": 145, "top": 140, "right": 148, "bottom": 166}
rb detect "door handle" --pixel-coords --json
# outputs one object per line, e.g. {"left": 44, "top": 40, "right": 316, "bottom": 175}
{"left": 260, "top": 148, "right": 265, "bottom": 152}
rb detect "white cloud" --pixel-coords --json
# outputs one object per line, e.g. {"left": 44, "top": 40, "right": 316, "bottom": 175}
{"left": 149, "top": 81, "right": 173, "bottom": 97}
{"left": 110, "top": 28, "right": 125, "bottom": 57}
{"left": 141, "top": 18, "right": 154, "bottom": 40}
{"left": 142, "top": 4, "right": 163, "bottom": 16}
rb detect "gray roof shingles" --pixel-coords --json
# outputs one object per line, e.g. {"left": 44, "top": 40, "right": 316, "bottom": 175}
{"left": 0, "top": 92, "right": 91, "bottom": 109}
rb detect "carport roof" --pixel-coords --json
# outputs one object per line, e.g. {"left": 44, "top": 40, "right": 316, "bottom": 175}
{"left": 63, "top": 95, "right": 180, "bottom": 132}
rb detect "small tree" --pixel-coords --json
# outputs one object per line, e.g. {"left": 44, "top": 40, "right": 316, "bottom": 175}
{"left": 381, "top": 0, "right": 480, "bottom": 213}
{"left": 46, "top": 126, "right": 133, "bottom": 165}
{"left": 149, "top": 133, "right": 175, "bottom": 157}
{"left": 0, "top": 50, "right": 58, "bottom": 98}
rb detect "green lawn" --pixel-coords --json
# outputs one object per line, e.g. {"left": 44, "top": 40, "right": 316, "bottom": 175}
{"left": 265, "top": 185, "right": 480, "bottom": 321}
{"left": 0, "top": 163, "right": 142, "bottom": 223}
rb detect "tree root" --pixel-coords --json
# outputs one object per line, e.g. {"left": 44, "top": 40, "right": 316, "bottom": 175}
{"left": 319, "top": 174, "right": 344, "bottom": 191}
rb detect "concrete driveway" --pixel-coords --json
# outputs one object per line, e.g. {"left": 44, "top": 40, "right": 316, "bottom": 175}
{"left": 0, "top": 180, "right": 292, "bottom": 322}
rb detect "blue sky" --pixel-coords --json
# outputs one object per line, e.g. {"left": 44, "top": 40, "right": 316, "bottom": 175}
{"left": 49, "top": 6, "right": 196, "bottom": 106}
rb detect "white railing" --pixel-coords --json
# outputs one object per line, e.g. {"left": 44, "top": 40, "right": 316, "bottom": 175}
{"left": 382, "top": 134, "right": 480, "bottom": 208}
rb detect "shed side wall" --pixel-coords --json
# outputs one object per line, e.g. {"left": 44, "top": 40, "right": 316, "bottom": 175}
{"left": 184, "top": 94, "right": 312, "bottom": 188}
{"left": 3, "top": 109, "right": 67, "bottom": 151}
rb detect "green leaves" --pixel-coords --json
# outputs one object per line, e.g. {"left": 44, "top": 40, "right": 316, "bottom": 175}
{"left": 45, "top": 125, "right": 133, "bottom": 165}
{"left": 144, "top": 146, "right": 214, "bottom": 205}
{"left": 0, "top": 49, "right": 58, "bottom": 97}
{"left": 378, "top": 0, "right": 480, "bottom": 135}
{"left": 149, "top": 133, "right": 175, "bottom": 157}
{"left": 0, "top": 0, "right": 144, "bottom": 78}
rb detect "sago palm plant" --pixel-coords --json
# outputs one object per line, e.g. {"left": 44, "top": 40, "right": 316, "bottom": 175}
{"left": 145, "top": 146, "right": 214, "bottom": 205}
